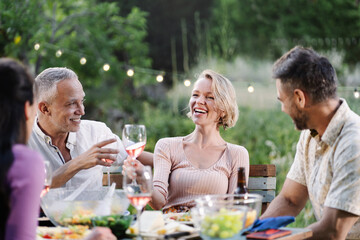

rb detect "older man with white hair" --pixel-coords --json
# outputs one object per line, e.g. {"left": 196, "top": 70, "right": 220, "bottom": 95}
{"left": 29, "top": 67, "right": 152, "bottom": 189}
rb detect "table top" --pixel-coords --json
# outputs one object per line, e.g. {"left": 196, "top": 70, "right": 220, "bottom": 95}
{"left": 178, "top": 228, "right": 312, "bottom": 240}
{"left": 38, "top": 217, "right": 312, "bottom": 240}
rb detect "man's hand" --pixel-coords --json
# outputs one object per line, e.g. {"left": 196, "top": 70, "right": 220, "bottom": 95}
{"left": 50, "top": 138, "right": 119, "bottom": 188}
{"left": 76, "top": 138, "right": 120, "bottom": 169}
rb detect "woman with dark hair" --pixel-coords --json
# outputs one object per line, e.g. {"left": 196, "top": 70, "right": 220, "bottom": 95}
{"left": 0, "top": 58, "right": 116, "bottom": 240}
{"left": 0, "top": 58, "right": 45, "bottom": 240}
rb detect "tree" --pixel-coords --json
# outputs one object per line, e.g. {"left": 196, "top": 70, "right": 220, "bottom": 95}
{"left": 1, "top": 0, "right": 152, "bottom": 124}
{"left": 208, "top": 0, "right": 360, "bottom": 66}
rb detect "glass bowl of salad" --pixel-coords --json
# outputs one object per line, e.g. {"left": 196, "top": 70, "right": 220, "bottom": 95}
{"left": 41, "top": 187, "right": 130, "bottom": 227}
{"left": 195, "top": 194, "right": 263, "bottom": 229}
{"left": 192, "top": 194, "right": 262, "bottom": 239}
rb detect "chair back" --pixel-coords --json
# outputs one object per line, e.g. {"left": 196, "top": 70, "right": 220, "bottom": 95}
{"left": 248, "top": 164, "right": 276, "bottom": 214}
{"left": 102, "top": 173, "right": 123, "bottom": 189}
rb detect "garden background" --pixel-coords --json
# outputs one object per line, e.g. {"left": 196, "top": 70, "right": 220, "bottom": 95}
{"left": 2, "top": 0, "right": 360, "bottom": 227}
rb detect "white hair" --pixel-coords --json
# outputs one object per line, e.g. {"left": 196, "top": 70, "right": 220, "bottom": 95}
{"left": 34, "top": 67, "right": 78, "bottom": 103}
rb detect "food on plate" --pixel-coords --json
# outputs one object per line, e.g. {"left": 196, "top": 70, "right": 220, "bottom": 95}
{"left": 156, "top": 222, "right": 196, "bottom": 235}
{"left": 200, "top": 208, "right": 244, "bottom": 239}
{"left": 37, "top": 225, "right": 90, "bottom": 239}
{"left": 164, "top": 212, "right": 192, "bottom": 222}
{"left": 126, "top": 210, "right": 197, "bottom": 237}
{"left": 127, "top": 211, "right": 165, "bottom": 234}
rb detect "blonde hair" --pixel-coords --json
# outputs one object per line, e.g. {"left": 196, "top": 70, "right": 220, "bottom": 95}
{"left": 187, "top": 69, "right": 239, "bottom": 129}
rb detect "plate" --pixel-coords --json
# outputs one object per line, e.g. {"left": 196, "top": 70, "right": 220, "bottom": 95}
{"left": 163, "top": 213, "right": 193, "bottom": 225}
{"left": 37, "top": 226, "right": 90, "bottom": 239}
{"left": 126, "top": 221, "right": 198, "bottom": 239}
{"left": 134, "top": 223, "right": 198, "bottom": 240}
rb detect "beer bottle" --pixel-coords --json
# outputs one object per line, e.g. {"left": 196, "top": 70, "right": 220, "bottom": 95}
{"left": 234, "top": 167, "right": 248, "bottom": 194}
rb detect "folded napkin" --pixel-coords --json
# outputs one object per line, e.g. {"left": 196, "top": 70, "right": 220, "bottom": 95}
{"left": 246, "top": 216, "right": 295, "bottom": 232}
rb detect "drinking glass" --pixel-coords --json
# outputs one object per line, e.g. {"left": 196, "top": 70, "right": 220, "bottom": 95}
{"left": 122, "top": 124, "right": 146, "bottom": 169}
{"left": 123, "top": 165, "right": 153, "bottom": 238}
{"left": 98, "top": 133, "right": 119, "bottom": 186}
{"left": 40, "top": 160, "right": 52, "bottom": 198}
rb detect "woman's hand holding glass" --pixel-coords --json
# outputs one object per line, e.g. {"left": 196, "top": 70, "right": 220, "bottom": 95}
{"left": 122, "top": 124, "right": 146, "bottom": 181}
{"left": 122, "top": 124, "right": 146, "bottom": 165}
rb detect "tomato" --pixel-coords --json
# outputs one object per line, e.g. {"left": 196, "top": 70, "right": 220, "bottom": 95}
{"left": 41, "top": 234, "right": 53, "bottom": 239}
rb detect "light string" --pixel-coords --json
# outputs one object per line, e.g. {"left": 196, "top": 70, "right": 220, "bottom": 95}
{"left": 32, "top": 41, "right": 191, "bottom": 86}
{"left": 32, "top": 42, "right": 360, "bottom": 97}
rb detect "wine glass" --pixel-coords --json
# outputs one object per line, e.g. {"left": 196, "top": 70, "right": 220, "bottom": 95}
{"left": 123, "top": 165, "right": 153, "bottom": 238}
{"left": 122, "top": 124, "right": 146, "bottom": 169}
{"left": 98, "top": 133, "right": 119, "bottom": 186}
{"left": 40, "top": 160, "right": 52, "bottom": 198}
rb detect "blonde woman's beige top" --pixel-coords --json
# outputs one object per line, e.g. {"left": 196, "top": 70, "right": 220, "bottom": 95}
{"left": 153, "top": 137, "right": 249, "bottom": 210}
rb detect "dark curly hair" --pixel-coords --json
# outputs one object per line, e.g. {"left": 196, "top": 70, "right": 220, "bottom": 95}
{"left": 273, "top": 46, "right": 337, "bottom": 103}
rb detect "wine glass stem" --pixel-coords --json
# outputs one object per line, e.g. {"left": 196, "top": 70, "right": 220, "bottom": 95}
{"left": 136, "top": 206, "right": 143, "bottom": 239}
{"left": 107, "top": 167, "right": 110, "bottom": 186}
{"left": 131, "top": 157, "right": 138, "bottom": 185}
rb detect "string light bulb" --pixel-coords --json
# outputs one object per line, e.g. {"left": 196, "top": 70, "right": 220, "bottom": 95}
{"left": 80, "top": 57, "right": 87, "bottom": 65}
{"left": 354, "top": 88, "right": 359, "bottom": 99}
{"left": 184, "top": 79, "right": 191, "bottom": 87}
{"left": 55, "top": 50, "right": 62, "bottom": 57}
{"left": 103, "top": 64, "right": 110, "bottom": 71}
{"left": 127, "top": 68, "right": 134, "bottom": 77}
{"left": 247, "top": 84, "right": 255, "bottom": 93}
{"left": 34, "top": 43, "right": 40, "bottom": 51}
{"left": 156, "top": 74, "right": 164, "bottom": 82}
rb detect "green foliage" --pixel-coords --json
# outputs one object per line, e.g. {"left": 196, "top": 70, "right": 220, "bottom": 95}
{"left": 0, "top": 0, "right": 43, "bottom": 60}
{"left": 220, "top": 107, "right": 300, "bottom": 165}
{"left": 208, "top": 0, "right": 360, "bottom": 65}
{"left": 0, "top": 0, "right": 152, "bottom": 120}
{"left": 347, "top": 97, "right": 360, "bottom": 114}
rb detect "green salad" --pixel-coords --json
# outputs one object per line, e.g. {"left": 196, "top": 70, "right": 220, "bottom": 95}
{"left": 92, "top": 215, "right": 133, "bottom": 238}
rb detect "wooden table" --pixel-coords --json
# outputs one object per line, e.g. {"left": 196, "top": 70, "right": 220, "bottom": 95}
{"left": 38, "top": 217, "right": 312, "bottom": 240}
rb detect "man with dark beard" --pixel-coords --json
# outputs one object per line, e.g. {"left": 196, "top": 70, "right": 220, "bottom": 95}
{"left": 261, "top": 46, "right": 360, "bottom": 240}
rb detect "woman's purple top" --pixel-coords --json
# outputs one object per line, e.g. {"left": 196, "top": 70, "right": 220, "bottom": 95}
{"left": 5, "top": 144, "right": 45, "bottom": 240}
